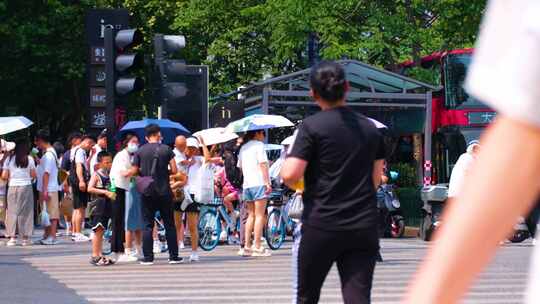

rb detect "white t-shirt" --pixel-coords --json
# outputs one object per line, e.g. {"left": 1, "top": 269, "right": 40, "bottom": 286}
{"left": 465, "top": 2, "right": 540, "bottom": 303}
{"left": 7, "top": 156, "right": 35, "bottom": 187}
{"left": 186, "top": 156, "right": 204, "bottom": 195}
{"left": 237, "top": 140, "right": 268, "bottom": 189}
{"left": 74, "top": 148, "right": 88, "bottom": 172}
{"left": 465, "top": 0, "right": 540, "bottom": 129}
{"left": 173, "top": 148, "right": 188, "bottom": 173}
{"left": 110, "top": 149, "right": 132, "bottom": 191}
{"left": 447, "top": 153, "right": 475, "bottom": 198}
{"left": 89, "top": 145, "right": 103, "bottom": 176}
{"left": 37, "top": 148, "right": 59, "bottom": 192}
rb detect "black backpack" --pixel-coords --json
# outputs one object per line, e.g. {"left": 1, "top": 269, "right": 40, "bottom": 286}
{"left": 61, "top": 149, "right": 72, "bottom": 172}
{"left": 223, "top": 150, "right": 243, "bottom": 190}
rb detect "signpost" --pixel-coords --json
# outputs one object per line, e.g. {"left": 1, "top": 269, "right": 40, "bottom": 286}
{"left": 209, "top": 101, "right": 245, "bottom": 128}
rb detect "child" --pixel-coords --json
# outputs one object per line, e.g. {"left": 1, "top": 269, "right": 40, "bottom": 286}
{"left": 87, "top": 151, "right": 116, "bottom": 266}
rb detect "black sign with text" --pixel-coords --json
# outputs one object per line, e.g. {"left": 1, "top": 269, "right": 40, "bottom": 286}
{"left": 210, "top": 101, "right": 245, "bottom": 128}
{"left": 85, "top": 9, "right": 130, "bottom": 130}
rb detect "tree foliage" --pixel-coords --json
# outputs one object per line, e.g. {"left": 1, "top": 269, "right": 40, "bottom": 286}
{"left": 0, "top": 0, "right": 487, "bottom": 140}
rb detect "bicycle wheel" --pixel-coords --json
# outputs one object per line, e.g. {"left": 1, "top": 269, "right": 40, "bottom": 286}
{"left": 198, "top": 208, "right": 220, "bottom": 251}
{"left": 266, "top": 209, "right": 285, "bottom": 250}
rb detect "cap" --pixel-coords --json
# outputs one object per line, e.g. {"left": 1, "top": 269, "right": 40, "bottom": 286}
{"left": 186, "top": 137, "right": 199, "bottom": 148}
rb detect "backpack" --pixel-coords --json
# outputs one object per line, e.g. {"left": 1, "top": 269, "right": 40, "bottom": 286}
{"left": 60, "top": 149, "right": 72, "bottom": 172}
{"left": 223, "top": 150, "right": 243, "bottom": 190}
{"left": 68, "top": 148, "right": 89, "bottom": 185}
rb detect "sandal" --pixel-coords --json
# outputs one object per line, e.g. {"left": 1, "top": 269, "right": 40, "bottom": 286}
{"left": 90, "top": 256, "right": 115, "bottom": 266}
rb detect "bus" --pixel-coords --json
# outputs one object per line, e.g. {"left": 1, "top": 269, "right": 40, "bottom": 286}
{"left": 402, "top": 48, "right": 495, "bottom": 185}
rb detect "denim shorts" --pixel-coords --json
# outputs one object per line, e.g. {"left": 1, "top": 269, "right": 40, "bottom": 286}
{"left": 243, "top": 186, "right": 267, "bottom": 202}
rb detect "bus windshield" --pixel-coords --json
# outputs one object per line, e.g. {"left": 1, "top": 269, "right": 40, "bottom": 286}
{"left": 444, "top": 53, "right": 485, "bottom": 109}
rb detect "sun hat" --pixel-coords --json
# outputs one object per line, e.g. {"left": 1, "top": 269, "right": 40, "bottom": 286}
{"left": 186, "top": 137, "right": 199, "bottom": 148}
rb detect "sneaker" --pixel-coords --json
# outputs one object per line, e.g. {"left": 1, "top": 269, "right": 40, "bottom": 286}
{"left": 189, "top": 252, "right": 200, "bottom": 262}
{"left": 116, "top": 254, "right": 138, "bottom": 263}
{"left": 73, "top": 234, "right": 91, "bottom": 242}
{"left": 140, "top": 258, "right": 154, "bottom": 266}
{"left": 533, "top": 239, "right": 537, "bottom": 246}
{"left": 40, "top": 237, "right": 58, "bottom": 246}
{"left": 251, "top": 246, "right": 271, "bottom": 257}
{"left": 21, "top": 239, "right": 31, "bottom": 247}
{"left": 179, "top": 242, "right": 185, "bottom": 249}
{"left": 6, "top": 238, "right": 16, "bottom": 247}
{"left": 237, "top": 247, "right": 252, "bottom": 257}
{"left": 168, "top": 256, "right": 184, "bottom": 264}
{"left": 153, "top": 241, "right": 161, "bottom": 254}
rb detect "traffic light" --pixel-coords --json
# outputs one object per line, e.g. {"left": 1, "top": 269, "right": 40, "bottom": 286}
{"left": 154, "top": 34, "right": 187, "bottom": 105}
{"left": 103, "top": 27, "right": 145, "bottom": 135}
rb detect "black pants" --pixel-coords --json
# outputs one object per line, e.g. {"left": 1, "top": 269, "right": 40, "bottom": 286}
{"left": 293, "top": 224, "right": 379, "bottom": 304}
{"left": 111, "top": 188, "right": 126, "bottom": 253}
{"left": 141, "top": 193, "right": 178, "bottom": 261}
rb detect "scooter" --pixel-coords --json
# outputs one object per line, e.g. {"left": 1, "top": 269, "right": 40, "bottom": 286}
{"left": 377, "top": 176, "right": 405, "bottom": 238}
{"left": 419, "top": 184, "right": 448, "bottom": 241}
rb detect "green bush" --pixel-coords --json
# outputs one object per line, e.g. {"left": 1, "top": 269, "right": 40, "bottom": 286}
{"left": 389, "top": 162, "right": 418, "bottom": 188}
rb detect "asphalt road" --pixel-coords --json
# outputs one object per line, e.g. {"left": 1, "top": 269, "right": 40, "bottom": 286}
{"left": 0, "top": 233, "right": 533, "bottom": 304}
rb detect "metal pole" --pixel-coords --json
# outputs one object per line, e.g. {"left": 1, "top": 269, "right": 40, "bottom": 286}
{"left": 104, "top": 27, "right": 116, "bottom": 150}
{"left": 154, "top": 34, "right": 165, "bottom": 118}
{"left": 423, "top": 91, "right": 433, "bottom": 186}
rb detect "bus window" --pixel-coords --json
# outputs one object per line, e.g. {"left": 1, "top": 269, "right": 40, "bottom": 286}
{"left": 444, "top": 54, "right": 485, "bottom": 109}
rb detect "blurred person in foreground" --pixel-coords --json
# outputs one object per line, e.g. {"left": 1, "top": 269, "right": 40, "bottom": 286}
{"left": 281, "top": 61, "right": 386, "bottom": 304}
{"left": 404, "top": 1, "right": 540, "bottom": 303}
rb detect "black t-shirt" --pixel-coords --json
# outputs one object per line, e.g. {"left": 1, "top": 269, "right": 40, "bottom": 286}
{"left": 132, "top": 143, "right": 175, "bottom": 196}
{"left": 289, "top": 107, "right": 386, "bottom": 231}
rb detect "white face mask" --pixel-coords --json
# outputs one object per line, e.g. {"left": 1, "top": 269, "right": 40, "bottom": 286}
{"left": 126, "top": 143, "right": 139, "bottom": 153}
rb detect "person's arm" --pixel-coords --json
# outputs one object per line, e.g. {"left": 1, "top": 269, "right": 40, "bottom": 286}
{"left": 170, "top": 172, "right": 187, "bottom": 189}
{"left": 42, "top": 172, "right": 49, "bottom": 201}
{"left": 1, "top": 167, "right": 8, "bottom": 181}
{"left": 281, "top": 157, "right": 307, "bottom": 188}
{"left": 404, "top": 116, "right": 540, "bottom": 304}
{"left": 372, "top": 159, "right": 385, "bottom": 190}
{"left": 196, "top": 136, "right": 212, "bottom": 164}
{"left": 169, "top": 159, "right": 178, "bottom": 175}
{"left": 87, "top": 174, "right": 113, "bottom": 198}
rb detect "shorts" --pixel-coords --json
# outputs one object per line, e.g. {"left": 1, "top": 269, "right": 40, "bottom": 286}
{"left": 72, "top": 186, "right": 88, "bottom": 210}
{"left": 125, "top": 188, "right": 143, "bottom": 231}
{"left": 41, "top": 191, "right": 60, "bottom": 220}
{"left": 89, "top": 198, "right": 112, "bottom": 231}
{"left": 243, "top": 186, "right": 267, "bottom": 202}
{"left": 184, "top": 194, "right": 200, "bottom": 213}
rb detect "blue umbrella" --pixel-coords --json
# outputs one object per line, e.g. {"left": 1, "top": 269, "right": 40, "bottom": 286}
{"left": 118, "top": 119, "right": 190, "bottom": 144}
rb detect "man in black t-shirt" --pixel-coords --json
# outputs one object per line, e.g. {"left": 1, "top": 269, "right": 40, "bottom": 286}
{"left": 282, "top": 61, "right": 386, "bottom": 304}
{"left": 131, "top": 124, "right": 182, "bottom": 265}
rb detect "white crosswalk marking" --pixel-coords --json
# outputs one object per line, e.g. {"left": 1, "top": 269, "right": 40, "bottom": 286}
{"left": 22, "top": 238, "right": 530, "bottom": 304}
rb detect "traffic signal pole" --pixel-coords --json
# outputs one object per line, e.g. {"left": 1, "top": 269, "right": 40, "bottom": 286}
{"left": 104, "top": 27, "right": 116, "bottom": 144}
{"left": 154, "top": 34, "right": 166, "bottom": 117}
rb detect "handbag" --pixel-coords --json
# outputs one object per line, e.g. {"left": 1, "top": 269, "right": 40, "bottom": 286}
{"left": 287, "top": 193, "right": 304, "bottom": 220}
{"left": 194, "top": 163, "right": 215, "bottom": 205}
{"left": 180, "top": 188, "right": 194, "bottom": 212}
{"left": 135, "top": 146, "right": 160, "bottom": 196}
{"left": 40, "top": 201, "right": 51, "bottom": 227}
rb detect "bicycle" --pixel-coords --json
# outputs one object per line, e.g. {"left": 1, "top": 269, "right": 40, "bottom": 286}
{"left": 198, "top": 196, "right": 240, "bottom": 251}
{"left": 265, "top": 189, "right": 297, "bottom": 250}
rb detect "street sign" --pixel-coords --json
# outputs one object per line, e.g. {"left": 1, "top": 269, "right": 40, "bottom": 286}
{"left": 90, "top": 88, "right": 107, "bottom": 107}
{"left": 89, "top": 108, "right": 107, "bottom": 128}
{"left": 89, "top": 66, "right": 106, "bottom": 87}
{"left": 210, "top": 101, "right": 245, "bottom": 128}
{"left": 90, "top": 46, "right": 106, "bottom": 64}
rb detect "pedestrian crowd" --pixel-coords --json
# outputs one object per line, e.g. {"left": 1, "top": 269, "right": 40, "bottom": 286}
{"left": 0, "top": 123, "right": 275, "bottom": 266}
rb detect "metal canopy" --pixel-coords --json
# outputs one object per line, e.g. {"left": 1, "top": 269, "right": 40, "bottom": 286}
{"left": 212, "top": 59, "right": 441, "bottom": 186}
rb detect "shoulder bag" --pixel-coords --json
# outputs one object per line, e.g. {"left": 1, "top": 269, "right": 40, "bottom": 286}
{"left": 135, "top": 145, "right": 160, "bottom": 197}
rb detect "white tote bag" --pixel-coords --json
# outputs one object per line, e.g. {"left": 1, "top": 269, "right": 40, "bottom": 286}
{"left": 40, "top": 201, "right": 51, "bottom": 227}
{"left": 195, "top": 163, "right": 215, "bottom": 204}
